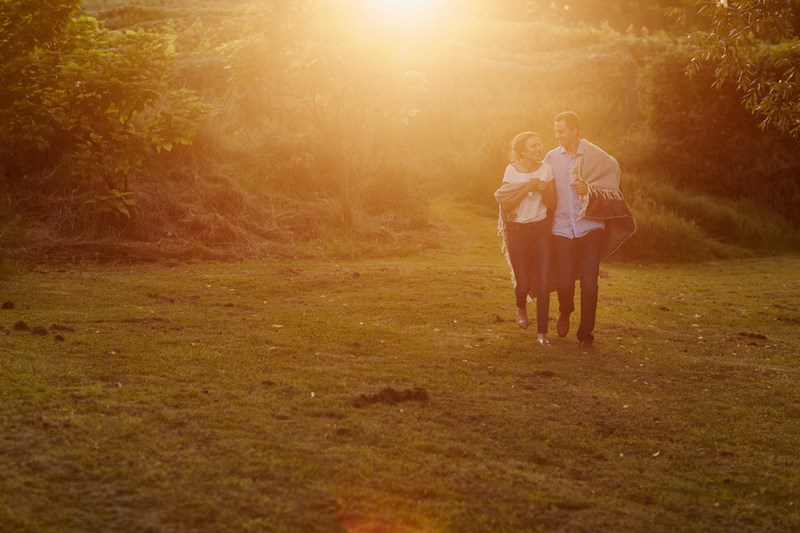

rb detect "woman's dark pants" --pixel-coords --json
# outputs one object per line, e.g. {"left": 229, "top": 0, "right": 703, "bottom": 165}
{"left": 553, "top": 229, "right": 604, "bottom": 343}
{"left": 505, "top": 219, "right": 551, "bottom": 334}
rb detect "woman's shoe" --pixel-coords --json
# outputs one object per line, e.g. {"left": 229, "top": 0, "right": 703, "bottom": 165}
{"left": 516, "top": 307, "right": 529, "bottom": 330}
{"left": 537, "top": 338, "right": 551, "bottom": 346}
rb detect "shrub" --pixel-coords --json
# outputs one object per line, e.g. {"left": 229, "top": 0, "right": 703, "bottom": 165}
{"left": 628, "top": 46, "right": 800, "bottom": 224}
{"left": 615, "top": 198, "right": 742, "bottom": 262}
{"left": 614, "top": 173, "right": 800, "bottom": 261}
{"left": 0, "top": 195, "right": 20, "bottom": 261}
{"left": 0, "top": 1, "right": 209, "bottom": 224}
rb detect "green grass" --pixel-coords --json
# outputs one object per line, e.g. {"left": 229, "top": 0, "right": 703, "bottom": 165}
{"left": 1, "top": 204, "right": 799, "bottom": 532}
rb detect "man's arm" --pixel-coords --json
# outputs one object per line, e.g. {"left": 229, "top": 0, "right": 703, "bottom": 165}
{"left": 543, "top": 180, "right": 556, "bottom": 212}
{"left": 574, "top": 180, "right": 588, "bottom": 195}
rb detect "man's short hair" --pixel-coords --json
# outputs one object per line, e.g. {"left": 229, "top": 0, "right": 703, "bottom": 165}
{"left": 554, "top": 111, "right": 580, "bottom": 135}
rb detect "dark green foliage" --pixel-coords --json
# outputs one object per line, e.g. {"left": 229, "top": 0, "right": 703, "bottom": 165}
{"left": 628, "top": 47, "right": 800, "bottom": 224}
{"left": 675, "top": 0, "right": 800, "bottom": 138}
{"left": 0, "top": 0, "right": 80, "bottom": 58}
{"left": 0, "top": 0, "right": 209, "bottom": 225}
{"left": 0, "top": 194, "right": 20, "bottom": 266}
{"left": 618, "top": 173, "right": 800, "bottom": 262}
{"left": 472, "top": 0, "right": 688, "bottom": 32}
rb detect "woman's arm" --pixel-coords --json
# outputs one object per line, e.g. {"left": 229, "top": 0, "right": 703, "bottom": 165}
{"left": 500, "top": 180, "right": 538, "bottom": 214}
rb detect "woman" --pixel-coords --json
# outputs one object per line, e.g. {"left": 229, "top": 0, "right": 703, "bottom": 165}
{"left": 494, "top": 132, "right": 556, "bottom": 346}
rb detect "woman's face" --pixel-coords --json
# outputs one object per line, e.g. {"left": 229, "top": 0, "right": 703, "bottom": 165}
{"left": 521, "top": 136, "right": 542, "bottom": 161}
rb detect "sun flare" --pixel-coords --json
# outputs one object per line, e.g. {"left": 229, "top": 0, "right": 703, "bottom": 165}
{"left": 363, "top": 0, "right": 446, "bottom": 30}
{"left": 371, "top": 0, "right": 439, "bottom": 19}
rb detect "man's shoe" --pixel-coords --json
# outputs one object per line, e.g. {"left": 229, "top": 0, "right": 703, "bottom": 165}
{"left": 579, "top": 341, "right": 594, "bottom": 351}
{"left": 556, "top": 314, "right": 570, "bottom": 337}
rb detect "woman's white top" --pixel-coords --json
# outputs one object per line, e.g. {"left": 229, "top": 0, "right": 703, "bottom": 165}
{"left": 502, "top": 163, "right": 554, "bottom": 223}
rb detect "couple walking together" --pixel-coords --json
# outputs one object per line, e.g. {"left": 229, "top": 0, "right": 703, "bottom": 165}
{"left": 495, "top": 111, "right": 636, "bottom": 350}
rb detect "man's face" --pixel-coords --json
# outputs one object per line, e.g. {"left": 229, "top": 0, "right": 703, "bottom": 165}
{"left": 554, "top": 120, "right": 578, "bottom": 147}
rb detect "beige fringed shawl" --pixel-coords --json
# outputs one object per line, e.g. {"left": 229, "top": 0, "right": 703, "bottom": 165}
{"left": 494, "top": 180, "right": 529, "bottom": 290}
{"left": 494, "top": 180, "right": 531, "bottom": 233}
{"left": 571, "top": 141, "right": 636, "bottom": 258}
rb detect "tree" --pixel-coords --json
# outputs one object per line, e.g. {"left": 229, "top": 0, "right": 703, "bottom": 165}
{"left": 673, "top": 0, "right": 800, "bottom": 138}
{"left": 0, "top": 0, "right": 209, "bottom": 222}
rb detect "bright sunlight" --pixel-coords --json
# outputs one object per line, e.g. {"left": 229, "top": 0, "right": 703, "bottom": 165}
{"left": 361, "top": 0, "right": 448, "bottom": 33}
{"left": 368, "top": 0, "right": 443, "bottom": 21}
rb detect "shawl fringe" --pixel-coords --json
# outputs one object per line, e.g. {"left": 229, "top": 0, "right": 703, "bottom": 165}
{"left": 572, "top": 141, "right": 636, "bottom": 258}
{"left": 494, "top": 180, "right": 531, "bottom": 290}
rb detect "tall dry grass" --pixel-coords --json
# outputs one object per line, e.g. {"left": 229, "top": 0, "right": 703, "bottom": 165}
{"left": 615, "top": 173, "right": 800, "bottom": 262}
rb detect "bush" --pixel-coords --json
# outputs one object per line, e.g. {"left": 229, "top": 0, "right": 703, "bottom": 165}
{"left": 613, "top": 173, "right": 800, "bottom": 262}
{"left": 0, "top": 195, "right": 20, "bottom": 264}
{"left": 0, "top": 1, "right": 209, "bottom": 223}
{"left": 627, "top": 46, "right": 800, "bottom": 224}
{"left": 615, "top": 198, "right": 742, "bottom": 262}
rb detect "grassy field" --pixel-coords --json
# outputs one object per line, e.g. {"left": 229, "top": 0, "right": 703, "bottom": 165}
{"left": 1, "top": 204, "right": 799, "bottom": 532}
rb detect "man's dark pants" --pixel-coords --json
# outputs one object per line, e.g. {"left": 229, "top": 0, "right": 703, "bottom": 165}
{"left": 553, "top": 229, "right": 604, "bottom": 343}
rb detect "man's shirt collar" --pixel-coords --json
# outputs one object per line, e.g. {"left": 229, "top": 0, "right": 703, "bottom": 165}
{"left": 558, "top": 139, "right": 585, "bottom": 156}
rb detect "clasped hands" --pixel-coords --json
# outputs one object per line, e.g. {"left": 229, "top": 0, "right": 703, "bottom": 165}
{"left": 526, "top": 178, "right": 546, "bottom": 193}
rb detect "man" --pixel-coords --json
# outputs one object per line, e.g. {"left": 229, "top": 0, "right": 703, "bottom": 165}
{"left": 543, "top": 111, "right": 635, "bottom": 351}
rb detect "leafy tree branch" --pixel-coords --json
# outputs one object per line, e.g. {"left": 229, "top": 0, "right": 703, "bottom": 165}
{"left": 673, "top": 0, "right": 800, "bottom": 137}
